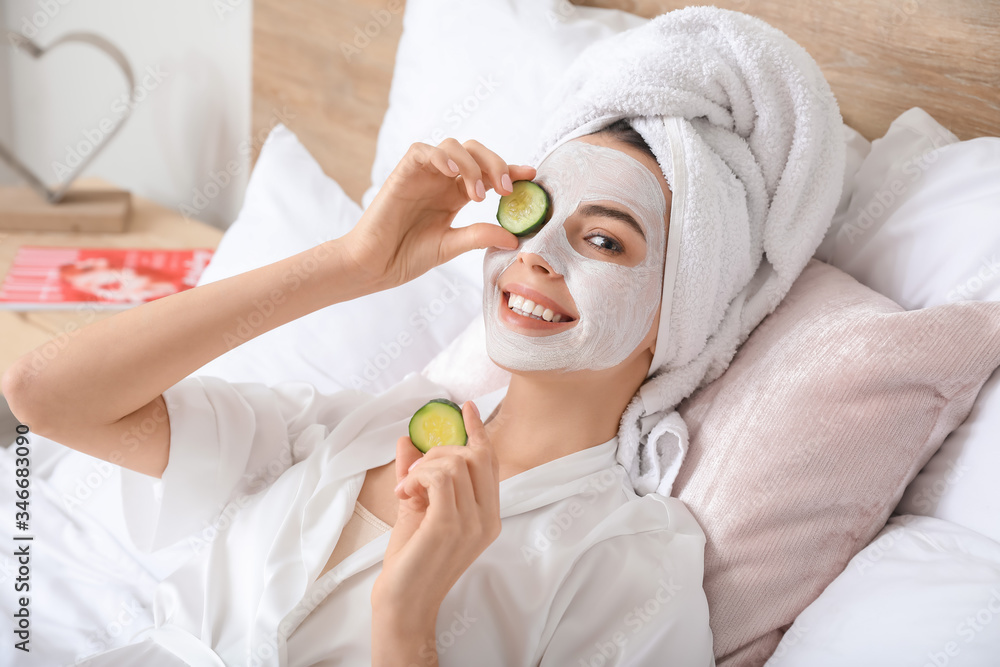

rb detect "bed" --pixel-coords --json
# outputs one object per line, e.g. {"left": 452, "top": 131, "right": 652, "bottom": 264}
{"left": 3, "top": 0, "right": 1000, "bottom": 665}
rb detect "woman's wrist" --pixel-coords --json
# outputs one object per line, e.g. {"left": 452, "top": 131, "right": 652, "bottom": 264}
{"left": 372, "top": 599, "right": 441, "bottom": 667}
{"left": 290, "top": 237, "right": 387, "bottom": 310}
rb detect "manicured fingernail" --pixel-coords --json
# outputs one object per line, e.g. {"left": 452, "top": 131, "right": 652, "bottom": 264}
{"left": 394, "top": 479, "right": 405, "bottom": 494}
{"left": 501, "top": 173, "right": 513, "bottom": 192}
{"left": 408, "top": 458, "right": 422, "bottom": 473}
{"left": 476, "top": 179, "right": 486, "bottom": 199}
{"left": 470, "top": 402, "right": 480, "bottom": 419}
{"left": 447, "top": 159, "right": 459, "bottom": 174}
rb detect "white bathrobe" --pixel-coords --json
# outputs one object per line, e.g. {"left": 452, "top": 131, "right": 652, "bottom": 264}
{"left": 57, "top": 371, "right": 714, "bottom": 666}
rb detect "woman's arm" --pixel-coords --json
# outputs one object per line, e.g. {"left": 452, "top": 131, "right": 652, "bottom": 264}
{"left": 2, "top": 138, "right": 530, "bottom": 479}
{"left": 1, "top": 239, "right": 376, "bottom": 477}
{"left": 372, "top": 607, "right": 441, "bottom": 667}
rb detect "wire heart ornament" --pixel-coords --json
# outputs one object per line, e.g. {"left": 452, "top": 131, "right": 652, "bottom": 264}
{"left": 0, "top": 31, "right": 136, "bottom": 204}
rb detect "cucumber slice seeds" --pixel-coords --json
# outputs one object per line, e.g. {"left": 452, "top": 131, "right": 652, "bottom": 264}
{"left": 408, "top": 398, "right": 468, "bottom": 453}
{"left": 497, "top": 180, "right": 551, "bottom": 236}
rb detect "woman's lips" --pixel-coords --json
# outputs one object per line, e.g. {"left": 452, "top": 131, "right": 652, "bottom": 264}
{"left": 498, "top": 290, "right": 577, "bottom": 334}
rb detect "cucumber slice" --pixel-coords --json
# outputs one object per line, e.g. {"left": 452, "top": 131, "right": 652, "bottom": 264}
{"left": 408, "top": 398, "right": 468, "bottom": 453}
{"left": 497, "top": 180, "right": 551, "bottom": 236}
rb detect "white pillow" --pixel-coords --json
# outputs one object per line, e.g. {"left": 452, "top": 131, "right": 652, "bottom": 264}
{"left": 765, "top": 515, "right": 1000, "bottom": 666}
{"left": 815, "top": 107, "right": 1000, "bottom": 542}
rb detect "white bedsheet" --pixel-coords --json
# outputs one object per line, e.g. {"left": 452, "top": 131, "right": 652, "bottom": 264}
{"left": 0, "top": 434, "right": 192, "bottom": 666}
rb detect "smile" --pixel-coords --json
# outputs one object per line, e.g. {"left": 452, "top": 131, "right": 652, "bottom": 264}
{"left": 500, "top": 290, "right": 577, "bottom": 330}
{"left": 506, "top": 290, "right": 569, "bottom": 322}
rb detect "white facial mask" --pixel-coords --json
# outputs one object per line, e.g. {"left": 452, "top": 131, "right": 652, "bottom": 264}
{"left": 483, "top": 140, "right": 667, "bottom": 373}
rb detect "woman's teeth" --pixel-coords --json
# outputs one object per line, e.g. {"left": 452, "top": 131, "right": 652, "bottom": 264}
{"left": 506, "top": 292, "right": 564, "bottom": 323}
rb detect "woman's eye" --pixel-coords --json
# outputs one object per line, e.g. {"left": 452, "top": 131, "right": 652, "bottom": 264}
{"left": 584, "top": 233, "right": 624, "bottom": 255}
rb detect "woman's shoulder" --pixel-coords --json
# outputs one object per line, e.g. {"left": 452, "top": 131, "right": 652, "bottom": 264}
{"left": 575, "top": 491, "right": 709, "bottom": 594}
{"left": 595, "top": 473, "right": 708, "bottom": 547}
{"left": 532, "top": 462, "right": 707, "bottom": 563}
{"left": 631, "top": 491, "right": 707, "bottom": 540}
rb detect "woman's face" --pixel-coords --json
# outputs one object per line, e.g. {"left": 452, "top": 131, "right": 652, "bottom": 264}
{"left": 483, "top": 135, "right": 670, "bottom": 373}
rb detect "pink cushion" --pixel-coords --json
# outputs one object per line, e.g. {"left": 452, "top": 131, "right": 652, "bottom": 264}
{"left": 672, "top": 259, "right": 1000, "bottom": 665}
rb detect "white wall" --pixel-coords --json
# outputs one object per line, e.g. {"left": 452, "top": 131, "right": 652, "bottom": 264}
{"left": 0, "top": 10, "right": 15, "bottom": 185}
{"left": 2, "top": 0, "right": 252, "bottom": 229}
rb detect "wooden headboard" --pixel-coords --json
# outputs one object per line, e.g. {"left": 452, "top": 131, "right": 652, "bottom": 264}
{"left": 252, "top": 0, "right": 1000, "bottom": 206}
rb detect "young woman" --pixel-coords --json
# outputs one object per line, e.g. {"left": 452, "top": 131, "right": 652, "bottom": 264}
{"left": 3, "top": 120, "right": 714, "bottom": 666}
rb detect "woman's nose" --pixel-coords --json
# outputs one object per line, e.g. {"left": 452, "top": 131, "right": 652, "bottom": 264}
{"left": 518, "top": 251, "right": 558, "bottom": 276}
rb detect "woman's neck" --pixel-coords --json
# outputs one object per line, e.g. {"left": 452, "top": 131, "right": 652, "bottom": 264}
{"left": 484, "top": 361, "right": 647, "bottom": 482}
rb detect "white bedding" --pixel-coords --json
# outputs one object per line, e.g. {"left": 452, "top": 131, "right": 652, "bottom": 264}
{"left": 2, "top": 0, "right": 999, "bottom": 664}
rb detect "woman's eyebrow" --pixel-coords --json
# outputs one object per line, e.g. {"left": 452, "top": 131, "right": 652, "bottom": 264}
{"left": 578, "top": 203, "right": 646, "bottom": 242}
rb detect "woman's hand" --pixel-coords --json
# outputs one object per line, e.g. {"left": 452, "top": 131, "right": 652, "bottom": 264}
{"left": 370, "top": 401, "right": 502, "bottom": 666}
{"left": 344, "top": 138, "right": 535, "bottom": 290}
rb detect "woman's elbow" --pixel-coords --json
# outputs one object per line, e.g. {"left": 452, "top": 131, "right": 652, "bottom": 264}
{"left": 2, "top": 360, "right": 46, "bottom": 431}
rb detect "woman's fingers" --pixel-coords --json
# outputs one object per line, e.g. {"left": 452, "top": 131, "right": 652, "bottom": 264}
{"left": 437, "top": 138, "right": 487, "bottom": 201}
{"left": 435, "top": 456, "right": 479, "bottom": 527}
{"left": 399, "top": 459, "right": 459, "bottom": 521}
{"left": 396, "top": 402, "right": 501, "bottom": 533}
{"left": 433, "top": 138, "right": 538, "bottom": 202}
{"left": 461, "top": 402, "right": 500, "bottom": 501}
{"left": 409, "top": 137, "right": 539, "bottom": 205}
{"left": 459, "top": 139, "right": 512, "bottom": 199}
{"left": 394, "top": 436, "right": 423, "bottom": 486}
{"left": 439, "top": 223, "right": 519, "bottom": 265}
{"left": 461, "top": 401, "right": 502, "bottom": 535}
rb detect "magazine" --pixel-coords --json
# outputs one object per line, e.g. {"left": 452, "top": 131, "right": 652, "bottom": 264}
{"left": 0, "top": 245, "right": 214, "bottom": 310}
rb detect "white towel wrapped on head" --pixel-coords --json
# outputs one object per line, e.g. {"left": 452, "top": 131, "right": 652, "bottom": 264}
{"left": 422, "top": 6, "right": 845, "bottom": 497}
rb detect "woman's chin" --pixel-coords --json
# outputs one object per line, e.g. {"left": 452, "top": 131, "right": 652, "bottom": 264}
{"left": 484, "top": 347, "right": 579, "bottom": 378}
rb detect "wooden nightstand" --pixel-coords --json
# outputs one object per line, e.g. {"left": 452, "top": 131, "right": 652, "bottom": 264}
{"left": 0, "top": 179, "right": 225, "bottom": 394}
